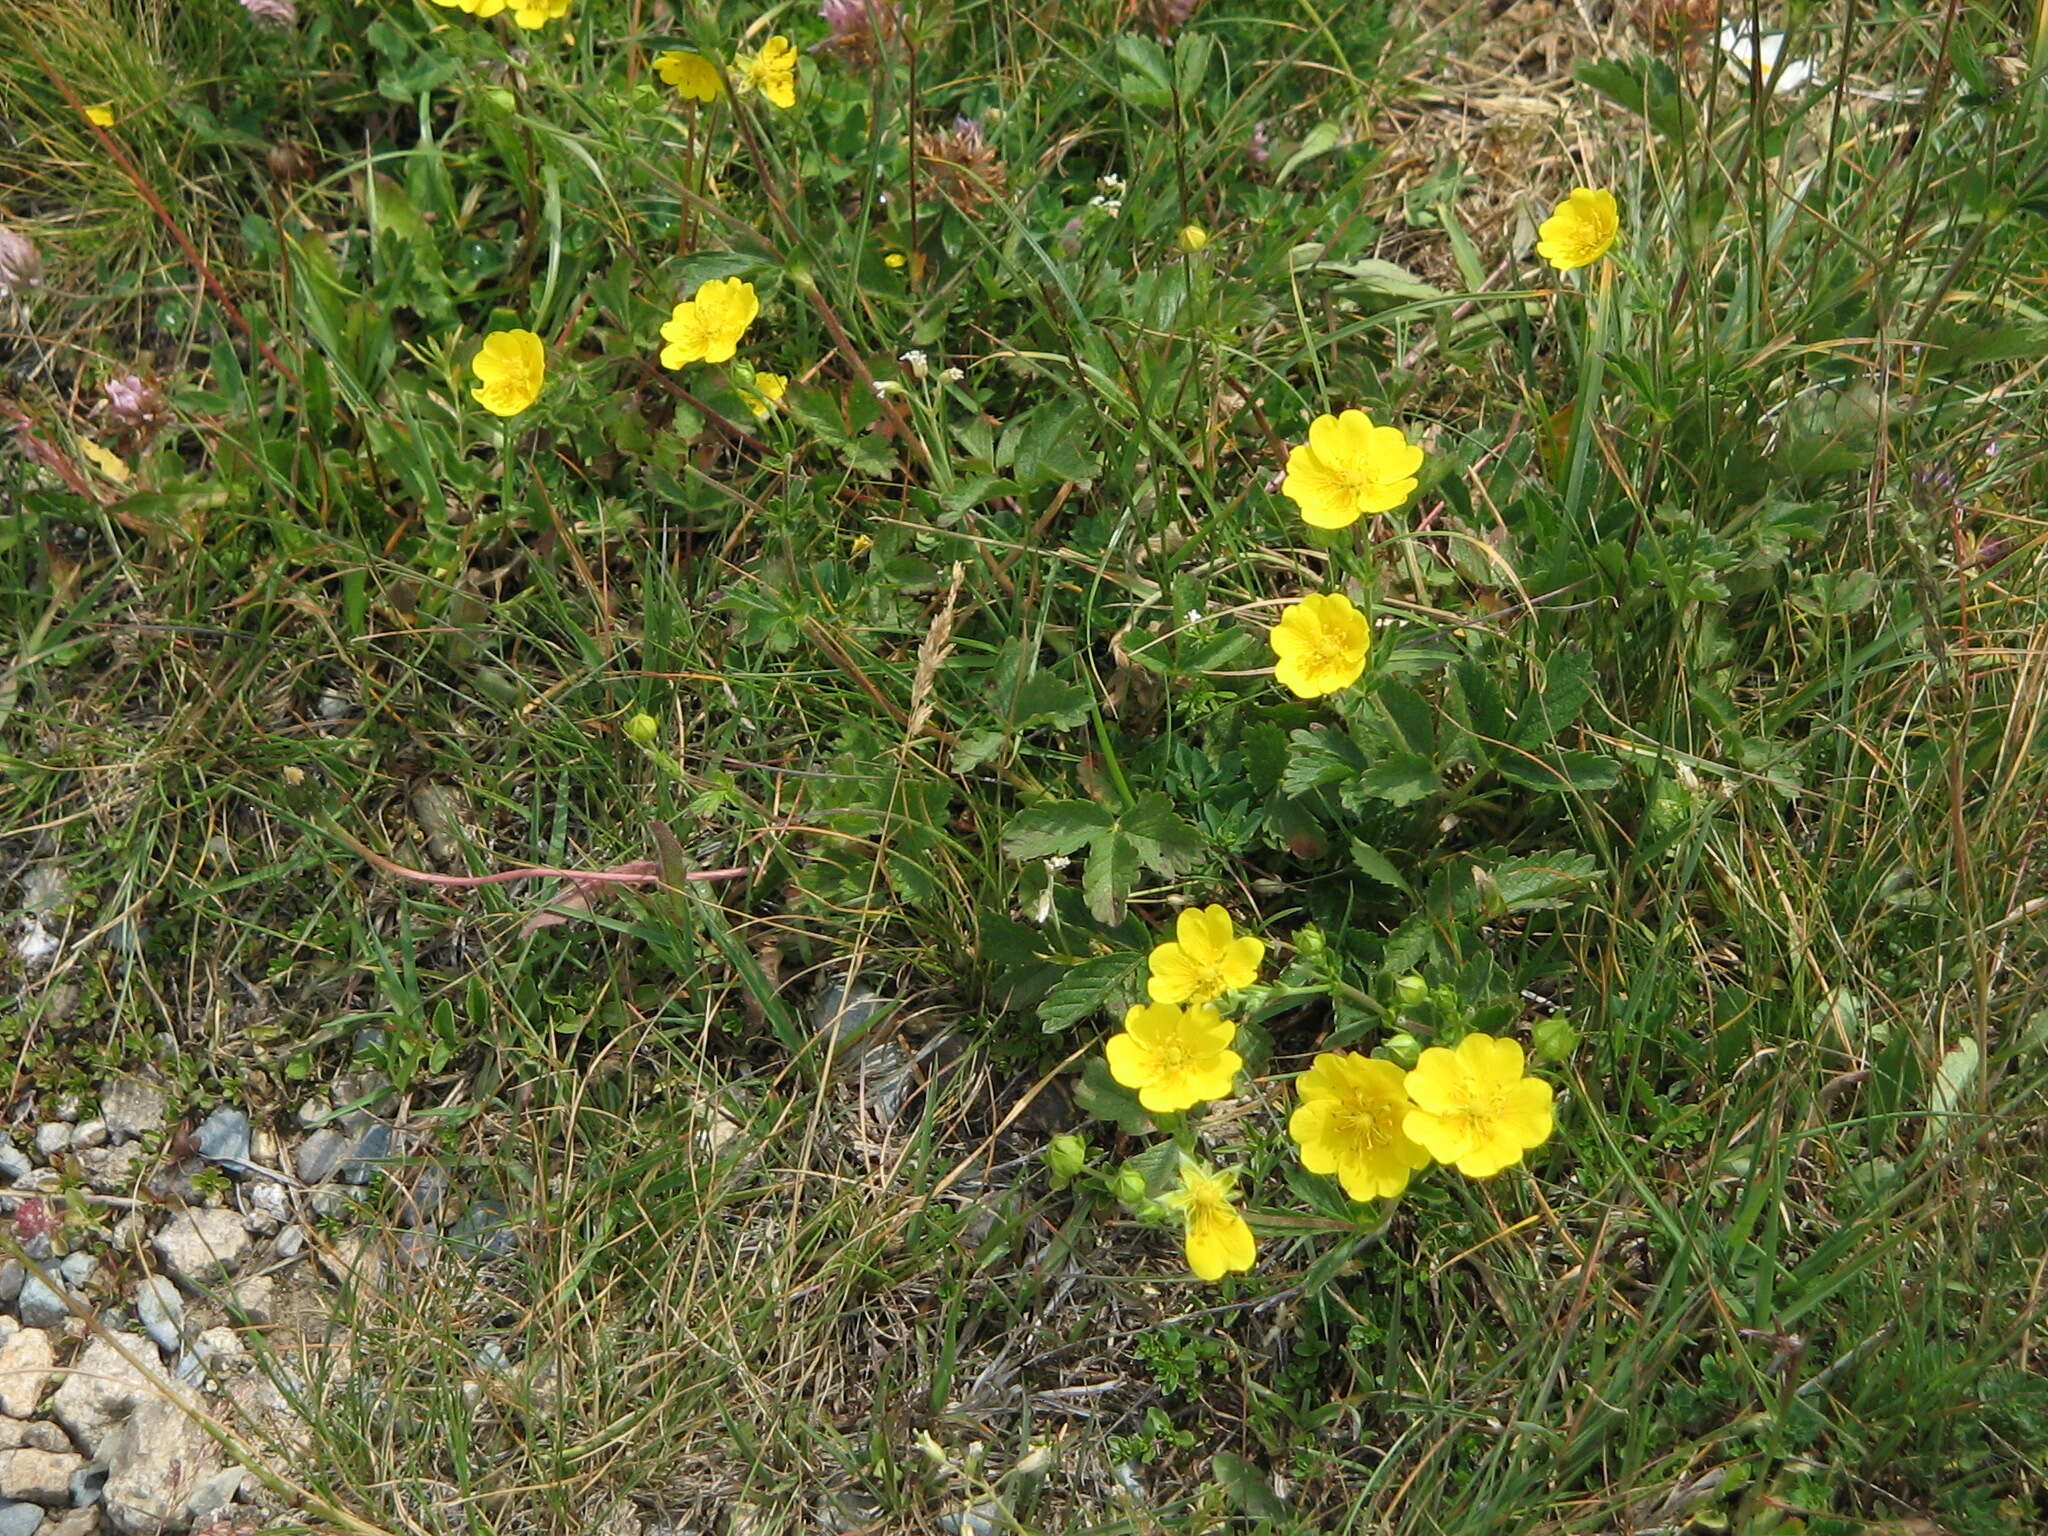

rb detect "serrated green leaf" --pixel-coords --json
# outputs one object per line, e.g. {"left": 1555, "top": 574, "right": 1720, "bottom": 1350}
{"left": 1353, "top": 753, "right": 1439, "bottom": 806}
{"left": 1082, "top": 830, "right": 1141, "bottom": 923}
{"left": 1377, "top": 682, "right": 1438, "bottom": 756}
{"left": 1037, "top": 952, "right": 1147, "bottom": 1033}
{"left": 1121, "top": 792, "right": 1204, "bottom": 878}
{"left": 1525, "top": 649, "right": 1596, "bottom": 744}
{"left": 1481, "top": 852, "right": 1600, "bottom": 913}
{"left": 1074, "top": 1055, "right": 1150, "bottom": 1133}
{"left": 1349, "top": 840, "right": 1410, "bottom": 891}
{"left": 1278, "top": 119, "right": 1342, "bottom": 182}
{"left": 1281, "top": 727, "right": 1365, "bottom": 797}
{"left": 1000, "top": 801, "right": 1114, "bottom": 859}
{"left": 1211, "top": 1454, "right": 1290, "bottom": 1522}
{"left": 1007, "top": 671, "right": 1093, "bottom": 729}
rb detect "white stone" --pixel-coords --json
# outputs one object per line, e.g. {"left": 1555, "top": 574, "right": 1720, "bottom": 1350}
{"left": 98, "top": 1397, "right": 228, "bottom": 1536}
{"left": 67, "top": 1122, "right": 107, "bottom": 1152}
{"left": 97, "top": 1079, "right": 166, "bottom": 1143}
{"left": 49, "top": 1335, "right": 177, "bottom": 1459}
{"left": 29, "top": 1129, "right": 66, "bottom": 1161}
{"left": 150, "top": 1210, "right": 251, "bottom": 1283}
{"left": 0, "top": 1332, "right": 52, "bottom": 1419}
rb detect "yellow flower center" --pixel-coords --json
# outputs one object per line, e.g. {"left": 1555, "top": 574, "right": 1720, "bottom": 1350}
{"left": 1306, "top": 629, "right": 1354, "bottom": 676}
{"left": 1330, "top": 1102, "right": 1387, "bottom": 1149}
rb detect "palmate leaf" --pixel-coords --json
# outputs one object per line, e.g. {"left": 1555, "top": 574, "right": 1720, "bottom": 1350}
{"left": 1001, "top": 794, "right": 1206, "bottom": 924}
{"left": 1000, "top": 801, "right": 1114, "bottom": 859}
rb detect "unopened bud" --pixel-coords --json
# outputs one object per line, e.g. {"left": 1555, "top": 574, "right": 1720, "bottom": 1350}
{"left": 1177, "top": 223, "right": 1210, "bottom": 254}
{"left": 623, "top": 712, "right": 660, "bottom": 745}
{"left": 1294, "top": 924, "right": 1326, "bottom": 959}
{"left": 1382, "top": 1032, "right": 1422, "bottom": 1069}
{"left": 1532, "top": 1016, "right": 1576, "bottom": 1063}
{"left": 1393, "top": 974, "right": 1429, "bottom": 1008}
{"left": 1113, "top": 1166, "right": 1149, "bottom": 1208}
{"left": 1043, "top": 1132, "right": 1088, "bottom": 1185}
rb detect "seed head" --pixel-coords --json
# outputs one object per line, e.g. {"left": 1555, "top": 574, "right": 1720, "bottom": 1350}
{"left": 0, "top": 226, "right": 44, "bottom": 300}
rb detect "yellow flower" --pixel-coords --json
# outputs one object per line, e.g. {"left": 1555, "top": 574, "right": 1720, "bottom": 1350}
{"left": 883, "top": 252, "right": 907, "bottom": 269}
{"left": 429, "top": 0, "right": 508, "bottom": 17}
{"left": 1146, "top": 905, "right": 1263, "bottom": 1007}
{"left": 78, "top": 438, "right": 131, "bottom": 484}
{"left": 659, "top": 277, "right": 759, "bottom": 369}
{"left": 1289, "top": 1053, "right": 1432, "bottom": 1201}
{"left": 469, "top": 329, "right": 546, "bottom": 417}
{"left": 1282, "top": 409, "right": 1425, "bottom": 527}
{"left": 1177, "top": 224, "right": 1210, "bottom": 254}
{"left": 1160, "top": 1158, "right": 1255, "bottom": 1281}
{"left": 655, "top": 50, "right": 723, "bottom": 102}
{"left": 83, "top": 103, "right": 116, "bottom": 127}
{"left": 1268, "top": 592, "right": 1370, "bottom": 699}
{"left": 742, "top": 371, "right": 788, "bottom": 419}
{"left": 508, "top": 0, "right": 571, "bottom": 26}
{"left": 738, "top": 35, "right": 798, "bottom": 109}
{"left": 1401, "top": 1033, "right": 1555, "bottom": 1178}
{"left": 1536, "top": 186, "right": 1619, "bottom": 272}
{"left": 1103, "top": 1001, "right": 1241, "bottom": 1114}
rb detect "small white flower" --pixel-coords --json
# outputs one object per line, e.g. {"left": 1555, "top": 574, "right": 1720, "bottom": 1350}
{"left": 1718, "top": 26, "right": 1816, "bottom": 93}
{"left": 870, "top": 379, "right": 906, "bottom": 399}
{"left": 1185, "top": 608, "right": 1204, "bottom": 626}
{"left": 940, "top": 366, "right": 965, "bottom": 383}
{"left": 1096, "top": 173, "right": 1125, "bottom": 193}
{"left": 1088, "top": 195, "right": 1123, "bottom": 216}
{"left": 898, "top": 349, "right": 929, "bottom": 379}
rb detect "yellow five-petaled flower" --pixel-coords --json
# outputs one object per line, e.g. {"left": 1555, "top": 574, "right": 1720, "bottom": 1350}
{"left": 1290, "top": 1052, "right": 1432, "bottom": 1201}
{"left": 430, "top": 0, "right": 572, "bottom": 27}
{"left": 1104, "top": 1001, "right": 1241, "bottom": 1114}
{"left": 742, "top": 371, "right": 788, "bottom": 419}
{"left": 739, "top": 35, "right": 799, "bottom": 109}
{"left": 1160, "top": 1156, "right": 1256, "bottom": 1281}
{"left": 1268, "top": 591, "right": 1370, "bottom": 699}
{"left": 1402, "top": 1032, "right": 1555, "bottom": 1178}
{"left": 1146, "top": 905, "right": 1263, "bottom": 1007}
{"left": 1536, "top": 187, "right": 1619, "bottom": 273}
{"left": 655, "top": 50, "right": 723, "bottom": 102}
{"left": 470, "top": 329, "right": 546, "bottom": 418}
{"left": 1282, "top": 409, "right": 1425, "bottom": 528}
{"left": 659, "top": 277, "right": 760, "bottom": 369}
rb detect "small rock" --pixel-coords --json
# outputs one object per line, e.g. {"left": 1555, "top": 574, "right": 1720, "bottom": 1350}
{"left": 97, "top": 1080, "right": 166, "bottom": 1144}
{"left": 52, "top": 1257, "right": 90, "bottom": 1294}
{"left": 447, "top": 1201, "right": 517, "bottom": 1260}
{"left": 397, "top": 1166, "right": 448, "bottom": 1228}
{"left": 245, "top": 1182, "right": 289, "bottom": 1225}
{"left": 62, "top": 1463, "right": 101, "bottom": 1508}
{"left": 339, "top": 1122, "right": 393, "bottom": 1186}
{"left": 0, "top": 1449, "right": 84, "bottom": 1506}
{"left": 14, "top": 1279, "right": 69, "bottom": 1332}
{"left": 133, "top": 1280, "right": 182, "bottom": 1356}
{"left": 186, "top": 1466, "right": 243, "bottom": 1523}
{"left": 0, "top": 1266, "right": 22, "bottom": 1307}
{"left": 0, "top": 1501, "right": 42, "bottom": 1536}
{"left": 192, "top": 1110, "right": 250, "bottom": 1167}
{"left": 194, "top": 1328, "right": 239, "bottom": 1361}
{"left": 73, "top": 1146, "right": 143, "bottom": 1196}
{"left": 315, "top": 1234, "right": 382, "bottom": 1290}
{"left": 0, "top": 1150, "right": 30, "bottom": 1188}
{"left": 12, "top": 1432, "right": 61, "bottom": 1459}
{"left": 43, "top": 1510, "right": 96, "bottom": 1536}
{"left": 64, "top": 1124, "right": 105, "bottom": 1154}
{"left": 224, "top": 1276, "right": 273, "bottom": 1327}
{"left": 98, "top": 1393, "right": 225, "bottom": 1536}
{"left": 48, "top": 1099, "right": 80, "bottom": 1126}
{"left": 50, "top": 1335, "right": 182, "bottom": 1461}
{"left": 292, "top": 1129, "right": 349, "bottom": 1186}
{"left": 150, "top": 1210, "right": 251, "bottom": 1284}
{"left": 0, "top": 1331, "right": 53, "bottom": 1418}
{"left": 271, "top": 1227, "right": 304, "bottom": 1261}
{"left": 938, "top": 1500, "right": 1006, "bottom": 1536}
{"left": 28, "top": 1131, "right": 66, "bottom": 1163}
{"left": 305, "top": 1189, "right": 352, "bottom": 1221}
{"left": 294, "top": 1098, "right": 330, "bottom": 1130}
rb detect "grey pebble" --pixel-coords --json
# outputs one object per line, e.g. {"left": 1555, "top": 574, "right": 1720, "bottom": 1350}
{"left": 30, "top": 1128, "right": 67, "bottom": 1161}
{"left": 0, "top": 1264, "right": 20, "bottom": 1305}
{"left": 193, "top": 1108, "right": 250, "bottom": 1166}
{"left": 66, "top": 1123, "right": 105, "bottom": 1152}
{"left": 0, "top": 1500, "right": 43, "bottom": 1536}
{"left": 293, "top": 1128, "right": 350, "bottom": 1185}
{"left": 272, "top": 1226, "right": 305, "bottom": 1260}
{"left": 54, "top": 1255, "right": 91, "bottom": 1291}
{"left": 98, "top": 1077, "right": 166, "bottom": 1142}
{"left": 133, "top": 1278, "right": 183, "bottom": 1356}
{"left": 340, "top": 1122, "right": 393, "bottom": 1185}
{"left": 64, "top": 1463, "right": 103, "bottom": 1507}
{"left": 14, "top": 1276, "right": 69, "bottom": 1330}
{"left": 447, "top": 1201, "right": 517, "bottom": 1259}
{"left": 0, "top": 1148, "right": 31, "bottom": 1186}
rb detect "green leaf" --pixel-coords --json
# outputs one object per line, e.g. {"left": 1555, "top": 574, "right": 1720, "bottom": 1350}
{"left": 1211, "top": 1454, "right": 1290, "bottom": 1522}
{"left": 1282, "top": 727, "right": 1366, "bottom": 797}
{"left": 1315, "top": 257, "right": 1443, "bottom": 300}
{"left": 1007, "top": 672, "right": 1093, "bottom": 730}
{"left": 1349, "top": 840, "right": 1410, "bottom": 892}
{"left": 1481, "top": 852, "right": 1600, "bottom": 913}
{"left": 1353, "top": 753, "right": 1439, "bottom": 806}
{"left": 1929, "top": 1038, "right": 1981, "bottom": 1138}
{"left": 1278, "top": 119, "right": 1342, "bottom": 182}
{"left": 1073, "top": 1055, "right": 1150, "bottom": 1132}
{"left": 1003, "top": 401, "right": 1100, "bottom": 489}
{"left": 1524, "top": 649, "right": 1595, "bottom": 745}
{"left": 1113, "top": 34, "right": 1173, "bottom": 108}
{"left": 1121, "top": 792, "right": 1204, "bottom": 878}
{"left": 1039, "top": 952, "right": 1147, "bottom": 1033}
{"left": 1081, "top": 830, "right": 1141, "bottom": 924}
{"left": 1000, "top": 801, "right": 1114, "bottom": 859}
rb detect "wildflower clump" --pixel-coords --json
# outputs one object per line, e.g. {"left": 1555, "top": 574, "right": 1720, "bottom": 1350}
{"left": 1160, "top": 1157, "right": 1255, "bottom": 1281}
{"left": 1402, "top": 1032, "right": 1555, "bottom": 1177}
{"left": 1282, "top": 409, "right": 1425, "bottom": 528}
{"left": 1289, "top": 1052, "right": 1432, "bottom": 1201}
{"left": 1268, "top": 592, "right": 1370, "bottom": 699}
{"left": 1536, "top": 187, "right": 1620, "bottom": 272}
{"left": 1146, "top": 905, "right": 1262, "bottom": 1006}
{"left": 470, "top": 329, "right": 546, "bottom": 417}
{"left": 659, "top": 278, "right": 759, "bottom": 368}
{"left": 1104, "top": 1001, "right": 1241, "bottom": 1113}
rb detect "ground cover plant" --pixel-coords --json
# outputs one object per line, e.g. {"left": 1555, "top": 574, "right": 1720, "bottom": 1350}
{"left": 3, "top": 0, "right": 2047, "bottom": 1531}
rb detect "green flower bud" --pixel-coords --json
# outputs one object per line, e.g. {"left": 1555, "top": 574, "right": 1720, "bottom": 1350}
{"left": 1393, "top": 974, "right": 1429, "bottom": 1008}
{"left": 1043, "top": 1132, "right": 1089, "bottom": 1185}
{"left": 1382, "top": 1031, "right": 1422, "bottom": 1069}
{"left": 624, "top": 712, "right": 660, "bottom": 746}
{"left": 1532, "top": 1016, "right": 1577, "bottom": 1063}
{"left": 1113, "top": 1166, "right": 1150, "bottom": 1208}
{"left": 1295, "top": 925, "right": 1327, "bottom": 959}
